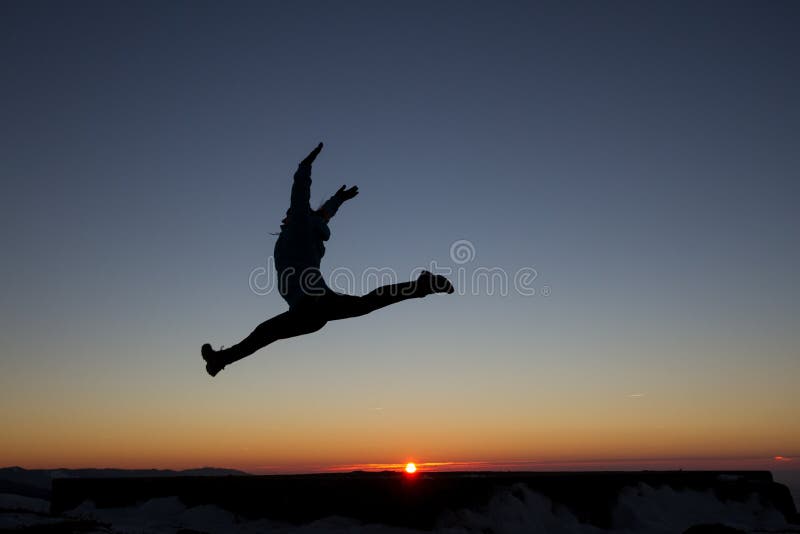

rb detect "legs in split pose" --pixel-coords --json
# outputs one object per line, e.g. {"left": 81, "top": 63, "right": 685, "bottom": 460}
{"left": 202, "top": 144, "right": 456, "bottom": 377}
{"left": 202, "top": 271, "right": 453, "bottom": 376}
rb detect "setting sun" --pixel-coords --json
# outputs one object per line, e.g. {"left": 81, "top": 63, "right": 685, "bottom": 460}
{"left": 405, "top": 463, "right": 417, "bottom": 474}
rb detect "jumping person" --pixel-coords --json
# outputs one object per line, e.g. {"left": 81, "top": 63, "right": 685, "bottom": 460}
{"left": 201, "top": 143, "right": 454, "bottom": 376}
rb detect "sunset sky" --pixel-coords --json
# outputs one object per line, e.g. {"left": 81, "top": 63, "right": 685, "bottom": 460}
{"left": 1, "top": 1, "right": 798, "bottom": 476}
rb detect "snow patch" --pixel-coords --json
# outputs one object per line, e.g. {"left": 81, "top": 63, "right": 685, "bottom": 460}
{"left": 59, "top": 484, "right": 794, "bottom": 534}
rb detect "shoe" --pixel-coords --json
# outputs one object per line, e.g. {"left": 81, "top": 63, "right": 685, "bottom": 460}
{"left": 417, "top": 270, "right": 455, "bottom": 295}
{"left": 201, "top": 343, "right": 226, "bottom": 377}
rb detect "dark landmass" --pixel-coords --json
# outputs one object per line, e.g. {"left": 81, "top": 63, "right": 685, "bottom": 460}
{"left": 49, "top": 470, "right": 798, "bottom": 531}
{"left": 0, "top": 466, "right": 247, "bottom": 499}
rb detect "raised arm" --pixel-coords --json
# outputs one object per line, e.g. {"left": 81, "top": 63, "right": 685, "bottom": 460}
{"left": 289, "top": 142, "right": 323, "bottom": 214}
{"left": 319, "top": 184, "right": 359, "bottom": 221}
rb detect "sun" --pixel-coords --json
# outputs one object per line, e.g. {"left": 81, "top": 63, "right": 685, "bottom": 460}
{"left": 405, "top": 462, "right": 417, "bottom": 474}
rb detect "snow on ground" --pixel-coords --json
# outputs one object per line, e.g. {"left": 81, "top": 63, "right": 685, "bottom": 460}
{"left": 0, "top": 494, "right": 61, "bottom": 530}
{"left": 0, "top": 483, "right": 796, "bottom": 533}
{"left": 68, "top": 497, "right": 421, "bottom": 534}
{"left": 0, "top": 492, "right": 50, "bottom": 513}
{"left": 62, "top": 484, "right": 794, "bottom": 534}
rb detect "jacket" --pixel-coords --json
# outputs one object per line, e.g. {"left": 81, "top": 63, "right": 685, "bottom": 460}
{"left": 273, "top": 161, "right": 344, "bottom": 307}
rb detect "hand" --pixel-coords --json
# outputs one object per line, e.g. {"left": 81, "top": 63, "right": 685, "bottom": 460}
{"left": 300, "top": 142, "right": 323, "bottom": 166}
{"left": 336, "top": 184, "right": 359, "bottom": 201}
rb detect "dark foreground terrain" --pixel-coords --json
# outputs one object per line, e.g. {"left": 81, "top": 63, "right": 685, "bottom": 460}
{"left": 2, "top": 469, "right": 799, "bottom": 533}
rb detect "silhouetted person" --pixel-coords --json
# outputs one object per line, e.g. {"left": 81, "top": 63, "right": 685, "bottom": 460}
{"left": 201, "top": 143, "right": 454, "bottom": 376}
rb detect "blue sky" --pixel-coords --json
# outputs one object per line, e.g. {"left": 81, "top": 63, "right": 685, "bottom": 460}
{"left": 1, "top": 1, "right": 798, "bottom": 470}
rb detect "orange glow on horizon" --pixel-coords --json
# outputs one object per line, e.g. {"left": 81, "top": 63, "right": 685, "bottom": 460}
{"left": 318, "top": 455, "right": 800, "bottom": 476}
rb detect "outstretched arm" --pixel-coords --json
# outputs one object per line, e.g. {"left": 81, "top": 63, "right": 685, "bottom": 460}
{"left": 319, "top": 184, "right": 359, "bottom": 221}
{"left": 289, "top": 142, "right": 323, "bottom": 214}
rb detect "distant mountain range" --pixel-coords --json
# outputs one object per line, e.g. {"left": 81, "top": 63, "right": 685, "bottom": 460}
{"left": 0, "top": 466, "right": 249, "bottom": 500}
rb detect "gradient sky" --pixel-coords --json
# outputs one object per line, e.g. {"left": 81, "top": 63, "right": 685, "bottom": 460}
{"left": 1, "top": 1, "right": 798, "bottom": 474}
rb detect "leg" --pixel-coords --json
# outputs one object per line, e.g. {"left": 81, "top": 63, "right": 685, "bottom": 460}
{"left": 320, "top": 284, "right": 417, "bottom": 321}
{"left": 321, "top": 271, "right": 454, "bottom": 321}
{"left": 202, "top": 308, "right": 326, "bottom": 376}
